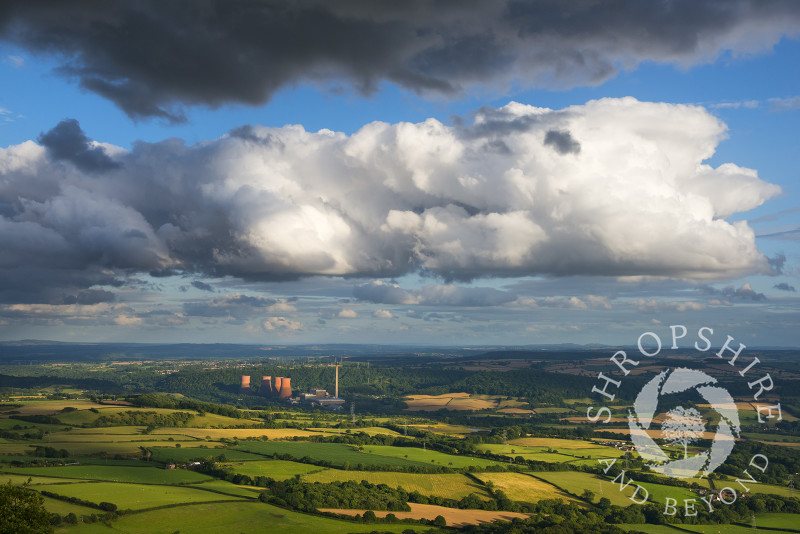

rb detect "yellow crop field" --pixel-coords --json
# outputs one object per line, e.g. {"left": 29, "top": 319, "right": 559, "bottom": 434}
{"left": 52, "top": 426, "right": 146, "bottom": 435}
{"left": 475, "top": 472, "right": 579, "bottom": 503}
{"left": 302, "top": 469, "right": 489, "bottom": 499}
{"left": 151, "top": 427, "right": 335, "bottom": 440}
{"left": 48, "top": 432, "right": 198, "bottom": 443}
{"left": 404, "top": 393, "right": 497, "bottom": 412}
{"left": 508, "top": 437, "right": 607, "bottom": 449}
{"left": 447, "top": 398, "right": 497, "bottom": 410}
{"left": 320, "top": 502, "right": 530, "bottom": 528}
{"left": 404, "top": 398, "right": 451, "bottom": 411}
{"left": 406, "top": 393, "right": 471, "bottom": 399}
{"left": 534, "top": 471, "right": 632, "bottom": 507}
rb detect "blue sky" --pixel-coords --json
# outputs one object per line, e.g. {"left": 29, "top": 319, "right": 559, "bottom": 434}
{"left": 0, "top": 2, "right": 798, "bottom": 347}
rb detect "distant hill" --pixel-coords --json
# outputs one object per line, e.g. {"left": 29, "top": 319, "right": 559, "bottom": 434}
{"left": 0, "top": 340, "right": 794, "bottom": 363}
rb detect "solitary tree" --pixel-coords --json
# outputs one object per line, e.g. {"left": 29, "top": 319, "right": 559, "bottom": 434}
{"left": 0, "top": 479, "right": 52, "bottom": 534}
{"left": 661, "top": 406, "right": 705, "bottom": 459}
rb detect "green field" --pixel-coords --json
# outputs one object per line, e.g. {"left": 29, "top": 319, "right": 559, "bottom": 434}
{"left": 509, "top": 437, "right": 612, "bottom": 450}
{"left": 533, "top": 470, "right": 694, "bottom": 507}
{"left": 234, "top": 441, "right": 438, "bottom": 469}
{"left": 191, "top": 479, "right": 263, "bottom": 498}
{"left": 635, "top": 481, "right": 697, "bottom": 506}
{"left": 0, "top": 418, "right": 35, "bottom": 429}
{"left": 149, "top": 446, "right": 264, "bottom": 463}
{"left": 51, "top": 410, "right": 106, "bottom": 426}
{"left": 409, "top": 424, "right": 479, "bottom": 435}
{"left": 43, "top": 405, "right": 262, "bottom": 429}
{"left": 476, "top": 443, "right": 619, "bottom": 464}
{"left": 619, "top": 524, "right": 684, "bottom": 534}
{"left": 361, "top": 445, "right": 508, "bottom": 469}
{"left": 1, "top": 399, "right": 108, "bottom": 416}
{"left": 0, "top": 442, "right": 45, "bottom": 455}
{"left": 58, "top": 501, "right": 421, "bottom": 533}
{"left": 679, "top": 523, "right": 781, "bottom": 534}
{"left": 41, "top": 495, "right": 99, "bottom": 517}
{"left": 746, "top": 482, "right": 795, "bottom": 498}
{"left": 302, "top": 469, "right": 489, "bottom": 499}
{"left": 1, "top": 473, "right": 80, "bottom": 485}
{"left": 742, "top": 433, "right": 800, "bottom": 444}
{"left": 220, "top": 459, "right": 325, "bottom": 480}
{"left": 5, "top": 363, "right": 800, "bottom": 533}
{"left": 1, "top": 464, "right": 212, "bottom": 484}
{"left": 32, "top": 481, "right": 241, "bottom": 510}
{"left": 752, "top": 513, "right": 800, "bottom": 530}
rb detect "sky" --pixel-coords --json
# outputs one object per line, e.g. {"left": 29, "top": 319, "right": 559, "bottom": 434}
{"left": 0, "top": 1, "right": 799, "bottom": 347}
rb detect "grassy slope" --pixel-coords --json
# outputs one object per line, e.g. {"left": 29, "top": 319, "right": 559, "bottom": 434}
{"left": 57, "top": 501, "right": 420, "bottom": 534}
{"left": 303, "top": 469, "right": 489, "bottom": 499}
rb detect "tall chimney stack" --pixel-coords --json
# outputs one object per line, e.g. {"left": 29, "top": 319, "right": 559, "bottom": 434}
{"left": 335, "top": 362, "right": 339, "bottom": 398}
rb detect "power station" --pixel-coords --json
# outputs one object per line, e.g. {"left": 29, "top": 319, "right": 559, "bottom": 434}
{"left": 300, "top": 361, "right": 345, "bottom": 408}
{"left": 240, "top": 362, "right": 344, "bottom": 408}
{"left": 240, "top": 375, "right": 292, "bottom": 398}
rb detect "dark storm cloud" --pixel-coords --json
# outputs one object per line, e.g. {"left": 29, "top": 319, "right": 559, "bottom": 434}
{"left": 62, "top": 289, "right": 116, "bottom": 305}
{"left": 769, "top": 253, "right": 787, "bottom": 273}
{"left": 183, "top": 294, "right": 280, "bottom": 318}
{"left": 354, "top": 281, "right": 518, "bottom": 307}
{"left": 1, "top": 1, "right": 798, "bottom": 119}
{"left": 0, "top": 265, "right": 123, "bottom": 305}
{"left": 544, "top": 129, "right": 581, "bottom": 155}
{"left": 700, "top": 283, "right": 767, "bottom": 302}
{"left": 774, "top": 282, "right": 796, "bottom": 292}
{"left": 190, "top": 280, "right": 215, "bottom": 292}
{"left": 37, "top": 119, "right": 119, "bottom": 172}
{"left": 229, "top": 125, "right": 283, "bottom": 147}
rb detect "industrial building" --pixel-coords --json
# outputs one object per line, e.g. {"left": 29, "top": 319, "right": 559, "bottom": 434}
{"left": 239, "top": 363, "right": 345, "bottom": 407}
{"left": 240, "top": 375, "right": 292, "bottom": 399}
{"left": 301, "top": 362, "right": 345, "bottom": 409}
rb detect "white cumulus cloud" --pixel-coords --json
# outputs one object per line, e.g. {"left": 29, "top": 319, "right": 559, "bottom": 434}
{"left": 0, "top": 98, "right": 782, "bottom": 306}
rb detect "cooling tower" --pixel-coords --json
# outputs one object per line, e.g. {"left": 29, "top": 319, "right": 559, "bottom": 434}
{"left": 240, "top": 375, "right": 251, "bottom": 393}
{"left": 260, "top": 376, "right": 272, "bottom": 395}
{"left": 278, "top": 377, "right": 292, "bottom": 398}
{"left": 274, "top": 376, "right": 282, "bottom": 396}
